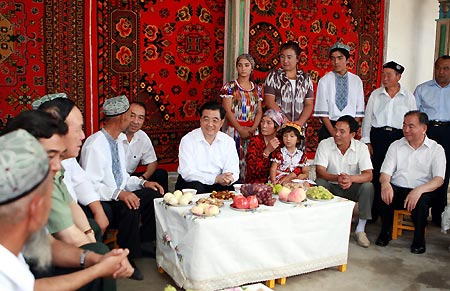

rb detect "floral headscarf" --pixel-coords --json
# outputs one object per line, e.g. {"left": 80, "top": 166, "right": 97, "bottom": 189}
{"left": 264, "top": 109, "right": 286, "bottom": 130}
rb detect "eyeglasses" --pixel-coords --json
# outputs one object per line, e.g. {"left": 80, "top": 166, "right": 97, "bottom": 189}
{"left": 200, "top": 116, "right": 221, "bottom": 125}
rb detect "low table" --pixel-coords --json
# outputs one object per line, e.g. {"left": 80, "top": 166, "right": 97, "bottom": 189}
{"left": 155, "top": 194, "right": 355, "bottom": 291}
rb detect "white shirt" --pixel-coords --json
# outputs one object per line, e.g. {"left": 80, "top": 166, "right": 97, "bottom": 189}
{"left": 380, "top": 136, "right": 446, "bottom": 189}
{"left": 361, "top": 84, "right": 417, "bottom": 143}
{"left": 62, "top": 158, "right": 100, "bottom": 205}
{"left": 0, "top": 245, "right": 34, "bottom": 291}
{"left": 313, "top": 71, "right": 365, "bottom": 121}
{"left": 314, "top": 137, "right": 373, "bottom": 184}
{"left": 178, "top": 128, "right": 239, "bottom": 185}
{"left": 80, "top": 130, "right": 142, "bottom": 201}
{"left": 122, "top": 129, "right": 157, "bottom": 174}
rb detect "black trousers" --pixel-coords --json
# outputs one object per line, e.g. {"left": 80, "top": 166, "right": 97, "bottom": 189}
{"left": 175, "top": 175, "right": 234, "bottom": 194}
{"left": 31, "top": 242, "right": 115, "bottom": 291}
{"left": 380, "top": 184, "right": 433, "bottom": 245}
{"left": 427, "top": 125, "right": 450, "bottom": 225}
{"left": 83, "top": 188, "right": 160, "bottom": 258}
{"left": 133, "top": 168, "right": 169, "bottom": 193}
{"left": 318, "top": 120, "right": 337, "bottom": 142}
{"left": 370, "top": 127, "right": 403, "bottom": 220}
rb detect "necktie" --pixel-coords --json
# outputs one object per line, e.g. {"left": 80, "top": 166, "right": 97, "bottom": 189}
{"left": 335, "top": 74, "right": 348, "bottom": 111}
{"left": 111, "top": 141, "right": 123, "bottom": 188}
{"left": 101, "top": 129, "right": 123, "bottom": 188}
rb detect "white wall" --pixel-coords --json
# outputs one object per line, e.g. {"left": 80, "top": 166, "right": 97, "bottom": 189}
{"left": 385, "top": 0, "right": 439, "bottom": 91}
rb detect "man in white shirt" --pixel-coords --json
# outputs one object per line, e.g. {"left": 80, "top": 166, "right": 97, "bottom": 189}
{"left": 176, "top": 101, "right": 239, "bottom": 193}
{"left": 376, "top": 111, "right": 446, "bottom": 254}
{"left": 414, "top": 55, "right": 450, "bottom": 226}
{"left": 314, "top": 115, "right": 374, "bottom": 248}
{"left": 313, "top": 42, "right": 365, "bottom": 141}
{"left": 361, "top": 61, "right": 417, "bottom": 221}
{"left": 81, "top": 96, "right": 164, "bottom": 269}
{"left": 124, "top": 101, "right": 168, "bottom": 192}
{"left": 33, "top": 93, "right": 110, "bottom": 236}
{"left": 0, "top": 130, "right": 133, "bottom": 291}
{"left": 0, "top": 130, "right": 52, "bottom": 291}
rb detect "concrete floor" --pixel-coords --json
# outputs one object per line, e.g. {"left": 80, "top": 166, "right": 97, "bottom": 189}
{"left": 117, "top": 173, "right": 450, "bottom": 290}
{"left": 118, "top": 220, "right": 450, "bottom": 291}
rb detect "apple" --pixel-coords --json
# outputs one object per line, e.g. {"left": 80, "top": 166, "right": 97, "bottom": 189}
{"left": 179, "top": 195, "right": 191, "bottom": 206}
{"left": 278, "top": 186, "right": 291, "bottom": 201}
{"left": 183, "top": 192, "right": 194, "bottom": 201}
{"left": 173, "top": 190, "right": 183, "bottom": 200}
{"left": 233, "top": 195, "right": 249, "bottom": 209}
{"left": 167, "top": 197, "right": 179, "bottom": 205}
{"left": 288, "top": 188, "right": 306, "bottom": 203}
{"left": 205, "top": 205, "right": 220, "bottom": 216}
{"left": 197, "top": 203, "right": 209, "bottom": 210}
{"left": 247, "top": 195, "right": 259, "bottom": 209}
{"left": 274, "top": 184, "right": 283, "bottom": 194}
{"left": 191, "top": 206, "right": 204, "bottom": 215}
{"left": 163, "top": 193, "right": 174, "bottom": 203}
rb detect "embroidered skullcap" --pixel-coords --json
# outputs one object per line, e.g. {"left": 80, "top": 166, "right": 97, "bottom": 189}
{"left": 31, "top": 93, "right": 68, "bottom": 110}
{"left": 282, "top": 121, "right": 303, "bottom": 137}
{"left": 329, "top": 42, "right": 351, "bottom": 53}
{"left": 264, "top": 109, "right": 286, "bottom": 128}
{"left": 383, "top": 61, "right": 405, "bottom": 74}
{"left": 0, "top": 129, "right": 49, "bottom": 205}
{"left": 103, "top": 95, "right": 130, "bottom": 116}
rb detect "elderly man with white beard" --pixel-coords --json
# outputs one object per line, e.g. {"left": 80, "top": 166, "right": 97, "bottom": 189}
{"left": 0, "top": 130, "right": 132, "bottom": 291}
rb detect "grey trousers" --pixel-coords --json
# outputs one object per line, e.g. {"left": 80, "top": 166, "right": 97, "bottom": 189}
{"left": 315, "top": 178, "right": 374, "bottom": 220}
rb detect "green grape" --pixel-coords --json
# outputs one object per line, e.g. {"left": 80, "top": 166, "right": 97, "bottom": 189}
{"left": 307, "top": 186, "right": 334, "bottom": 200}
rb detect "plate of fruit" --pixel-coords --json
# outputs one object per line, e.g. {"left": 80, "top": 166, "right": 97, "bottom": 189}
{"left": 196, "top": 197, "right": 224, "bottom": 207}
{"left": 240, "top": 183, "right": 276, "bottom": 206}
{"left": 163, "top": 190, "right": 194, "bottom": 207}
{"left": 306, "top": 186, "right": 334, "bottom": 201}
{"left": 190, "top": 204, "right": 221, "bottom": 217}
{"left": 278, "top": 187, "right": 307, "bottom": 204}
{"left": 229, "top": 195, "right": 260, "bottom": 211}
{"left": 210, "top": 190, "right": 235, "bottom": 201}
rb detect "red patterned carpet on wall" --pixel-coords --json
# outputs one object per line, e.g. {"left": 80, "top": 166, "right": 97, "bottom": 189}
{"left": 249, "top": 0, "right": 384, "bottom": 154}
{"left": 0, "top": 1, "right": 384, "bottom": 169}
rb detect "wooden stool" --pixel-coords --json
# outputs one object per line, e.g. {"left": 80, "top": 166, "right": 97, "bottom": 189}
{"left": 392, "top": 210, "right": 415, "bottom": 240}
{"left": 103, "top": 229, "right": 119, "bottom": 248}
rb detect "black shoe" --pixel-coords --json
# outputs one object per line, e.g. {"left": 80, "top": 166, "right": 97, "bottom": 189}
{"left": 375, "top": 232, "right": 391, "bottom": 247}
{"left": 129, "top": 260, "right": 144, "bottom": 280}
{"left": 367, "top": 217, "right": 378, "bottom": 224}
{"left": 141, "top": 242, "right": 156, "bottom": 258}
{"left": 410, "top": 244, "right": 426, "bottom": 254}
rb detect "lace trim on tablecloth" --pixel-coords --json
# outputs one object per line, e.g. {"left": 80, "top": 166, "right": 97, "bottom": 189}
{"left": 181, "top": 253, "right": 347, "bottom": 291}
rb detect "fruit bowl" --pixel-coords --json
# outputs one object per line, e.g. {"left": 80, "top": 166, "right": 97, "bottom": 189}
{"left": 229, "top": 204, "right": 259, "bottom": 212}
{"left": 190, "top": 208, "right": 220, "bottom": 217}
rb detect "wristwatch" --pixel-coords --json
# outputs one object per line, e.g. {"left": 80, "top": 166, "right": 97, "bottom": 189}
{"left": 80, "top": 249, "right": 89, "bottom": 269}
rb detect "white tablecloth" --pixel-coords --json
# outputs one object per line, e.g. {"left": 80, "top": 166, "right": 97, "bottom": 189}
{"left": 155, "top": 194, "right": 355, "bottom": 291}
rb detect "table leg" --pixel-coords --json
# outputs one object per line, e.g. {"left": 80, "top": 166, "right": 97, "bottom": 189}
{"left": 158, "top": 267, "right": 165, "bottom": 274}
{"left": 276, "top": 277, "right": 287, "bottom": 285}
{"left": 266, "top": 279, "right": 275, "bottom": 288}
{"left": 338, "top": 264, "right": 347, "bottom": 272}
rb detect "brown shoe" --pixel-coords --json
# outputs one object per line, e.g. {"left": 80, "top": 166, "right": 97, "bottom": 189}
{"left": 354, "top": 231, "right": 370, "bottom": 248}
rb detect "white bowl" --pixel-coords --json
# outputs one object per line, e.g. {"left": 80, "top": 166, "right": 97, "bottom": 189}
{"left": 233, "top": 184, "right": 243, "bottom": 193}
{"left": 182, "top": 188, "right": 197, "bottom": 195}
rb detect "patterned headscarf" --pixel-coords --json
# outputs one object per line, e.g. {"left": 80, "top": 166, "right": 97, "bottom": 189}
{"left": 264, "top": 109, "right": 286, "bottom": 129}
{"left": 236, "top": 54, "right": 256, "bottom": 69}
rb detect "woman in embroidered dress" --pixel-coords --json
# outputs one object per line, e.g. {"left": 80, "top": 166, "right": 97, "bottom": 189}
{"left": 270, "top": 122, "right": 308, "bottom": 184}
{"left": 221, "top": 54, "right": 263, "bottom": 181}
{"left": 264, "top": 41, "right": 314, "bottom": 127}
{"left": 245, "top": 109, "right": 285, "bottom": 184}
